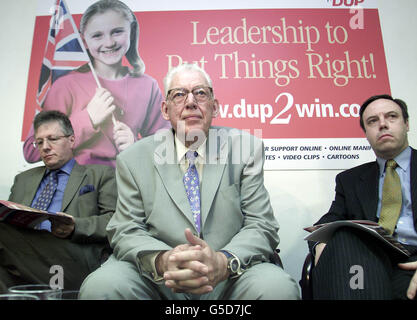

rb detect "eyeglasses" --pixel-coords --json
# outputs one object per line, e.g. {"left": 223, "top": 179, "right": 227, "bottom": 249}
{"left": 167, "top": 86, "right": 213, "bottom": 106}
{"left": 33, "top": 135, "right": 71, "bottom": 149}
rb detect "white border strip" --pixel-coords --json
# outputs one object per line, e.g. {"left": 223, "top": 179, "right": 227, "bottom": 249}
{"left": 37, "top": 0, "right": 379, "bottom": 15}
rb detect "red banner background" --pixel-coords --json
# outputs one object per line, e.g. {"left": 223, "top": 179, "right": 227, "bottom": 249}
{"left": 22, "top": 8, "right": 390, "bottom": 141}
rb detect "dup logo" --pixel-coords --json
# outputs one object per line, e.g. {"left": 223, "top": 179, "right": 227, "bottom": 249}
{"left": 327, "top": 0, "right": 366, "bottom": 30}
{"left": 329, "top": 0, "right": 365, "bottom": 6}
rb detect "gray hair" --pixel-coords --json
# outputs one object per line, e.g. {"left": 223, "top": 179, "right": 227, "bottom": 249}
{"left": 34, "top": 110, "right": 74, "bottom": 136}
{"left": 163, "top": 63, "right": 213, "bottom": 97}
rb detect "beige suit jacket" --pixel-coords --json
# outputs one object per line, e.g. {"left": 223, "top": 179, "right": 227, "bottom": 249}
{"left": 107, "top": 127, "right": 279, "bottom": 280}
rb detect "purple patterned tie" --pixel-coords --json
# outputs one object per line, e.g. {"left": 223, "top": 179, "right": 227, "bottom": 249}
{"left": 183, "top": 151, "right": 201, "bottom": 233}
{"left": 33, "top": 170, "right": 58, "bottom": 211}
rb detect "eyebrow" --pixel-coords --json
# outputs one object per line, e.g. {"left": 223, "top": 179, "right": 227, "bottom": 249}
{"left": 168, "top": 86, "right": 211, "bottom": 93}
{"left": 366, "top": 110, "right": 400, "bottom": 120}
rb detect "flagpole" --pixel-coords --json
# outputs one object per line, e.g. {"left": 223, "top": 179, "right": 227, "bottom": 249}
{"left": 88, "top": 61, "right": 117, "bottom": 126}
{"left": 62, "top": 0, "right": 117, "bottom": 127}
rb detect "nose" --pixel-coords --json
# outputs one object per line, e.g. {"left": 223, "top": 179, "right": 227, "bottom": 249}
{"left": 41, "top": 139, "right": 52, "bottom": 150}
{"left": 104, "top": 35, "right": 116, "bottom": 47}
{"left": 379, "top": 115, "right": 388, "bottom": 129}
{"left": 184, "top": 92, "right": 197, "bottom": 108}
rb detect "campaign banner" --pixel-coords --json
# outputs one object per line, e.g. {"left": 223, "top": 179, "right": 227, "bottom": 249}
{"left": 22, "top": 1, "right": 389, "bottom": 169}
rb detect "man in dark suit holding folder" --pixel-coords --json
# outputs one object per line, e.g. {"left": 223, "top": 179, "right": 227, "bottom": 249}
{"left": 0, "top": 110, "right": 117, "bottom": 293}
{"left": 310, "top": 94, "right": 417, "bottom": 300}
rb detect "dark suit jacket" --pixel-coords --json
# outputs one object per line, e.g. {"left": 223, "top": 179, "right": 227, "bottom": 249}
{"left": 310, "top": 147, "right": 417, "bottom": 251}
{"left": 8, "top": 161, "right": 117, "bottom": 244}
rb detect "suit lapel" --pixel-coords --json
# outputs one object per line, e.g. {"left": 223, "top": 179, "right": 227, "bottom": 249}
{"left": 356, "top": 147, "right": 417, "bottom": 228}
{"left": 61, "top": 163, "right": 86, "bottom": 212}
{"left": 153, "top": 129, "right": 228, "bottom": 232}
{"left": 200, "top": 131, "right": 227, "bottom": 228}
{"left": 357, "top": 162, "right": 379, "bottom": 221}
{"left": 24, "top": 167, "right": 46, "bottom": 206}
{"left": 154, "top": 130, "right": 196, "bottom": 228}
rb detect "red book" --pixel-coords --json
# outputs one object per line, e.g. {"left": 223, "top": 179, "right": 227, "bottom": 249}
{"left": 0, "top": 200, "right": 72, "bottom": 229}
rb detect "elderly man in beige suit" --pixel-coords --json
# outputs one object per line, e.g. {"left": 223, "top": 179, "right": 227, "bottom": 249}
{"left": 80, "top": 63, "right": 299, "bottom": 300}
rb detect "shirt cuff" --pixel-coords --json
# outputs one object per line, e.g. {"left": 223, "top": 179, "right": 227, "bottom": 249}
{"left": 139, "top": 251, "right": 164, "bottom": 282}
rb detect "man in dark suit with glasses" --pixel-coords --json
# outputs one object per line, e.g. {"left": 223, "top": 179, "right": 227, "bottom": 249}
{"left": 0, "top": 110, "right": 117, "bottom": 293}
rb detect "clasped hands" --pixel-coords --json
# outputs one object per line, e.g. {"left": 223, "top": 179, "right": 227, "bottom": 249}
{"left": 156, "top": 228, "right": 229, "bottom": 295}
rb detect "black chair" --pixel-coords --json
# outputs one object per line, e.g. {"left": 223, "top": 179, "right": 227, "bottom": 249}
{"left": 299, "top": 253, "right": 314, "bottom": 299}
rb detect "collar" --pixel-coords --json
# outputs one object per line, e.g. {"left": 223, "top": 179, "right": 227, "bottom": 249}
{"left": 175, "top": 135, "right": 206, "bottom": 164}
{"left": 46, "top": 158, "right": 76, "bottom": 176}
{"left": 377, "top": 146, "right": 411, "bottom": 176}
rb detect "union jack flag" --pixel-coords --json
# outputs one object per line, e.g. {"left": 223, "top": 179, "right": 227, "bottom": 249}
{"left": 36, "top": 0, "right": 91, "bottom": 107}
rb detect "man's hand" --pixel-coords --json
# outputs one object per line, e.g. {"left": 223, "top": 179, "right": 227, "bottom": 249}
{"left": 161, "top": 228, "right": 229, "bottom": 295}
{"left": 398, "top": 261, "right": 417, "bottom": 300}
{"left": 50, "top": 212, "right": 75, "bottom": 239}
{"left": 156, "top": 243, "right": 204, "bottom": 280}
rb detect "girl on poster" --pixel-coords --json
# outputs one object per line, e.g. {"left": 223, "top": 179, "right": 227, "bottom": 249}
{"left": 23, "top": 0, "right": 169, "bottom": 167}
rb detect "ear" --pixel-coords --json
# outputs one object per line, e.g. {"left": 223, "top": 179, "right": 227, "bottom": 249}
{"left": 211, "top": 99, "right": 219, "bottom": 118}
{"left": 161, "top": 101, "right": 170, "bottom": 121}
{"left": 68, "top": 135, "right": 76, "bottom": 149}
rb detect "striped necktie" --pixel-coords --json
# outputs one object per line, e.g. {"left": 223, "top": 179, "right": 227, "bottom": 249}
{"left": 33, "top": 170, "right": 58, "bottom": 211}
{"left": 183, "top": 151, "right": 201, "bottom": 234}
{"left": 378, "top": 160, "right": 402, "bottom": 235}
